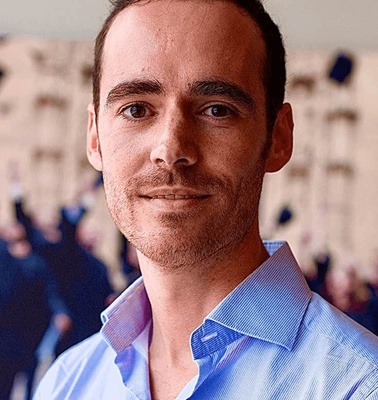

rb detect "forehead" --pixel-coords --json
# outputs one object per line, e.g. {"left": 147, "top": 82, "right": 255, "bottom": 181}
{"left": 101, "top": 0, "right": 266, "bottom": 101}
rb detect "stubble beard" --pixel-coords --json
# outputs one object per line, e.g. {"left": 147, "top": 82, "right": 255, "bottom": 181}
{"left": 103, "top": 160, "right": 266, "bottom": 272}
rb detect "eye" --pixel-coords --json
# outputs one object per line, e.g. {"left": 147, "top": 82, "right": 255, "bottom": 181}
{"left": 121, "top": 103, "right": 151, "bottom": 119}
{"left": 202, "top": 104, "right": 234, "bottom": 118}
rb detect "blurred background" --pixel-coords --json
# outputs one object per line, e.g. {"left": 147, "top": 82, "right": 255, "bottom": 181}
{"left": 1, "top": 1, "right": 378, "bottom": 399}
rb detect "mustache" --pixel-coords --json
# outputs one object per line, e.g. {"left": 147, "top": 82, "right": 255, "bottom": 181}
{"left": 117, "top": 167, "right": 228, "bottom": 194}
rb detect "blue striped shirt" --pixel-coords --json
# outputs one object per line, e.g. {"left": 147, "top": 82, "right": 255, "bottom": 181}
{"left": 34, "top": 241, "right": 378, "bottom": 399}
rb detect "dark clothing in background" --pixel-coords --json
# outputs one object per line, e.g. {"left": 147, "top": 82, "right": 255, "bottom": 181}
{"left": 55, "top": 247, "right": 113, "bottom": 354}
{"left": 0, "top": 239, "right": 17, "bottom": 311}
{"left": 348, "top": 286, "right": 378, "bottom": 336}
{"left": 119, "top": 233, "right": 141, "bottom": 287}
{"left": 0, "top": 245, "right": 66, "bottom": 400}
{"left": 15, "top": 199, "right": 114, "bottom": 355}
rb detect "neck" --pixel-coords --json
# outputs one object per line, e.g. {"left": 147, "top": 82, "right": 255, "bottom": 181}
{"left": 140, "top": 234, "right": 268, "bottom": 357}
{"left": 139, "top": 232, "right": 268, "bottom": 399}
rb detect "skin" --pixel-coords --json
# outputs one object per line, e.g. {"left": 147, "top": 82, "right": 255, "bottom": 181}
{"left": 87, "top": 1, "right": 293, "bottom": 399}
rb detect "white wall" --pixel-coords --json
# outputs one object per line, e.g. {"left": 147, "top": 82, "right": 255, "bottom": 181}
{"left": 266, "top": 0, "right": 378, "bottom": 50}
{"left": 0, "top": 0, "right": 109, "bottom": 41}
{"left": 1, "top": 1, "right": 378, "bottom": 50}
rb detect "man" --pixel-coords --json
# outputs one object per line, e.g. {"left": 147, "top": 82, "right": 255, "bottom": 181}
{"left": 34, "top": 0, "right": 378, "bottom": 399}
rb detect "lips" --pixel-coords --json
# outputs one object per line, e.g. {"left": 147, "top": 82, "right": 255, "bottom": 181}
{"left": 149, "top": 194, "right": 204, "bottom": 200}
{"left": 141, "top": 187, "right": 209, "bottom": 200}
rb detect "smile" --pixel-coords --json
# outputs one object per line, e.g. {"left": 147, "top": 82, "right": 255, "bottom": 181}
{"left": 141, "top": 187, "right": 210, "bottom": 201}
{"left": 148, "top": 195, "right": 205, "bottom": 200}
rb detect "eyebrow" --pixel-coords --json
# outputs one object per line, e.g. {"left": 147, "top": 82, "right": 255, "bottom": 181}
{"left": 105, "top": 79, "right": 164, "bottom": 109}
{"left": 104, "top": 78, "right": 256, "bottom": 113}
{"left": 189, "top": 80, "right": 256, "bottom": 113}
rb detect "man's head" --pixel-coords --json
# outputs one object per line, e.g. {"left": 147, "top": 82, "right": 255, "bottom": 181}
{"left": 93, "top": 0, "right": 286, "bottom": 130}
{"left": 87, "top": 0, "right": 293, "bottom": 269}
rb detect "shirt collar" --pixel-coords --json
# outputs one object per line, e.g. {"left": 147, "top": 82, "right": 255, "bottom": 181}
{"left": 101, "top": 241, "right": 312, "bottom": 354}
{"left": 101, "top": 278, "right": 151, "bottom": 353}
{"left": 203, "top": 241, "right": 312, "bottom": 351}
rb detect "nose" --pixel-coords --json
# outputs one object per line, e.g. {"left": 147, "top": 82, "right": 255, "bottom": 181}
{"left": 150, "top": 113, "right": 198, "bottom": 169}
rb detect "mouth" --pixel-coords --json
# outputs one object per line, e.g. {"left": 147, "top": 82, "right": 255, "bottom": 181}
{"left": 141, "top": 187, "right": 210, "bottom": 201}
{"left": 139, "top": 188, "right": 210, "bottom": 211}
{"left": 143, "top": 194, "right": 209, "bottom": 200}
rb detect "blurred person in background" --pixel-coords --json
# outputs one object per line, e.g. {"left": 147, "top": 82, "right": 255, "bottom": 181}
{"left": 8, "top": 165, "right": 115, "bottom": 357}
{"left": 0, "top": 222, "right": 70, "bottom": 400}
{"left": 327, "top": 259, "right": 378, "bottom": 336}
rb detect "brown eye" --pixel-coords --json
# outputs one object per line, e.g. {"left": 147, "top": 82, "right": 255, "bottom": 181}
{"left": 123, "top": 103, "right": 148, "bottom": 119}
{"left": 204, "top": 105, "right": 232, "bottom": 118}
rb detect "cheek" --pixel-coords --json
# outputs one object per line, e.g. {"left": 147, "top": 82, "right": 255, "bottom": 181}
{"left": 99, "top": 126, "right": 149, "bottom": 174}
{"left": 209, "top": 133, "right": 265, "bottom": 177}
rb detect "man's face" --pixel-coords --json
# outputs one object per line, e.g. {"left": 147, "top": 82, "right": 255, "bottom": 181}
{"left": 88, "top": 0, "right": 292, "bottom": 269}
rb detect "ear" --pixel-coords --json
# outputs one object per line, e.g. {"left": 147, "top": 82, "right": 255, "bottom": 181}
{"left": 86, "top": 103, "right": 103, "bottom": 172}
{"left": 265, "top": 102, "right": 294, "bottom": 173}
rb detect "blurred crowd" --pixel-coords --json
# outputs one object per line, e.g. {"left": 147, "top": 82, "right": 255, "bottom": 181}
{"left": 304, "top": 250, "right": 378, "bottom": 335}
{"left": 0, "top": 167, "right": 140, "bottom": 400}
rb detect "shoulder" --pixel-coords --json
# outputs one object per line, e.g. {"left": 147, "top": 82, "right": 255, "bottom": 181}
{"left": 297, "top": 293, "right": 378, "bottom": 396}
{"left": 33, "top": 332, "right": 121, "bottom": 399}
{"left": 304, "top": 293, "right": 378, "bottom": 363}
{"left": 55, "top": 331, "right": 112, "bottom": 366}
